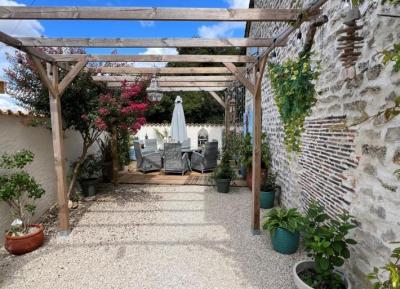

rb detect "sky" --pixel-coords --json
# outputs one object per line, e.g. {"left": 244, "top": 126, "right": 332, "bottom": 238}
{"left": 0, "top": 0, "right": 250, "bottom": 110}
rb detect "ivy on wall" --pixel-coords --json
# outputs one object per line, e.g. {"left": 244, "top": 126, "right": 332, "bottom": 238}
{"left": 383, "top": 43, "right": 400, "bottom": 72}
{"left": 268, "top": 53, "right": 319, "bottom": 153}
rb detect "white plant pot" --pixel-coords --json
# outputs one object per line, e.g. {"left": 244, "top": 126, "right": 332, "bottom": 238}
{"left": 293, "top": 260, "right": 352, "bottom": 289}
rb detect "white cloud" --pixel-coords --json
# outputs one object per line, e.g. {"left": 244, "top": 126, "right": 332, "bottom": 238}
{"left": 196, "top": 0, "right": 249, "bottom": 39}
{"left": 198, "top": 22, "right": 245, "bottom": 39}
{"left": 224, "top": 0, "right": 250, "bottom": 8}
{"left": 139, "top": 21, "right": 155, "bottom": 27}
{"left": 0, "top": 0, "right": 45, "bottom": 78}
{"left": 135, "top": 48, "right": 178, "bottom": 68}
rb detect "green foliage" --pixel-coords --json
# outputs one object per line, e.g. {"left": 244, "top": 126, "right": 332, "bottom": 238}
{"left": 0, "top": 150, "right": 45, "bottom": 234}
{"left": 212, "top": 149, "right": 236, "bottom": 180}
{"left": 383, "top": 43, "right": 400, "bottom": 72}
{"left": 367, "top": 243, "right": 400, "bottom": 289}
{"left": 225, "top": 132, "right": 243, "bottom": 164}
{"left": 262, "top": 208, "right": 304, "bottom": 236}
{"left": 78, "top": 154, "right": 102, "bottom": 179}
{"left": 395, "top": 169, "right": 400, "bottom": 179}
{"left": 98, "top": 136, "right": 113, "bottom": 162}
{"left": 261, "top": 171, "right": 277, "bottom": 192}
{"left": 302, "top": 202, "right": 358, "bottom": 289}
{"left": 268, "top": 53, "right": 319, "bottom": 153}
{"left": 382, "top": 0, "right": 400, "bottom": 6}
{"left": 117, "top": 129, "right": 130, "bottom": 167}
{"left": 239, "top": 133, "right": 270, "bottom": 169}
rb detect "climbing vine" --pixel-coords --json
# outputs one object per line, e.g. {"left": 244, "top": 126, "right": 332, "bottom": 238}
{"left": 268, "top": 53, "right": 319, "bottom": 153}
{"left": 383, "top": 43, "right": 400, "bottom": 72}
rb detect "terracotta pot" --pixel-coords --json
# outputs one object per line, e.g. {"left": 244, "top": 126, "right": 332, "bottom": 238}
{"left": 246, "top": 168, "right": 268, "bottom": 190}
{"left": 5, "top": 224, "right": 44, "bottom": 255}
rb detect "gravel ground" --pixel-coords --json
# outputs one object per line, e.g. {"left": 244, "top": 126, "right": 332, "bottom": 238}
{"left": 0, "top": 185, "right": 305, "bottom": 289}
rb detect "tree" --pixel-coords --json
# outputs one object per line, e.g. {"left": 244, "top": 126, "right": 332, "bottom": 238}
{"left": 4, "top": 48, "right": 108, "bottom": 200}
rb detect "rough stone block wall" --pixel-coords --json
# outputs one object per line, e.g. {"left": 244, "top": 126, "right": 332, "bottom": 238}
{"left": 248, "top": 0, "right": 400, "bottom": 287}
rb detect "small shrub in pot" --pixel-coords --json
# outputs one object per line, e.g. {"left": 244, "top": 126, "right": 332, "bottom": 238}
{"left": 260, "top": 171, "right": 277, "bottom": 209}
{"left": 0, "top": 150, "right": 46, "bottom": 255}
{"left": 78, "top": 154, "right": 102, "bottom": 197}
{"left": 294, "top": 202, "right": 357, "bottom": 289}
{"left": 212, "top": 149, "right": 236, "bottom": 193}
{"left": 262, "top": 208, "right": 304, "bottom": 254}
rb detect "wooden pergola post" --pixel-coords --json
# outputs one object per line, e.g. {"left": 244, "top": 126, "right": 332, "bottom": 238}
{"left": 46, "top": 62, "right": 70, "bottom": 234}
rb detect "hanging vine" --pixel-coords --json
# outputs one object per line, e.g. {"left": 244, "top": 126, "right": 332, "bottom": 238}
{"left": 268, "top": 53, "right": 319, "bottom": 153}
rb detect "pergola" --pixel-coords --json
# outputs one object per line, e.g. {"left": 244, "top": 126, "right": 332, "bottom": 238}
{"left": 0, "top": 1, "right": 326, "bottom": 235}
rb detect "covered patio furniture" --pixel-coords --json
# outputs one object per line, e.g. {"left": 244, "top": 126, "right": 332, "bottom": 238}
{"left": 191, "top": 141, "right": 218, "bottom": 173}
{"left": 163, "top": 143, "right": 190, "bottom": 175}
{"left": 133, "top": 142, "right": 162, "bottom": 173}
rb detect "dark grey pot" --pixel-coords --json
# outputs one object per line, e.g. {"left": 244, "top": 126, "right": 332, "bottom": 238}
{"left": 215, "top": 179, "right": 231, "bottom": 193}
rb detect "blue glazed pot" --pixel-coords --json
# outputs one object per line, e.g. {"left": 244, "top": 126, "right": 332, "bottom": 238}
{"left": 260, "top": 191, "right": 275, "bottom": 209}
{"left": 271, "top": 227, "right": 300, "bottom": 255}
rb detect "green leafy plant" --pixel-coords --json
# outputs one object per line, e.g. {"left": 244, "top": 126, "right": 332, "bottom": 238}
{"left": 78, "top": 154, "right": 102, "bottom": 180}
{"left": 268, "top": 53, "right": 319, "bottom": 153}
{"left": 240, "top": 133, "right": 270, "bottom": 169}
{"left": 367, "top": 243, "right": 400, "bottom": 289}
{"left": 262, "top": 208, "right": 304, "bottom": 236}
{"left": 261, "top": 171, "right": 277, "bottom": 192}
{"left": 0, "top": 150, "right": 45, "bottom": 235}
{"left": 212, "top": 149, "right": 236, "bottom": 180}
{"left": 301, "top": 202, "right": 358, "bottom": 289}
{"left": 395, "top": 169, "right": 400, "bottom": 179}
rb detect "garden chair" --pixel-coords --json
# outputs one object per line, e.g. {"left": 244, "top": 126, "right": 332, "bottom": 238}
{"left": 181, "top": 138, "right": 191, "bottom": 149}
{"left": 143, "top": 138, "right": 158, "bottom": 154}
{"left": 133, "top": 142, "right": 162, "bottom": 173}
{"left": 163, "top": 143, "right": 190, "bottom": 175}
{"left": 191, "top": 141, "right": 218, "bottom": 173}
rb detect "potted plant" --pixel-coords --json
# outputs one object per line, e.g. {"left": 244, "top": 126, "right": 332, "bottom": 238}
{"left": 78, "top": 154, "right": 101, "bottom": 197}
{"left": 241, "top": 133, "right": 270, "bottom": 189}
{"left": 262, "top": 207, "right": 304, "bottom": 254}
{"left": 260, "top": 171, "right": 277, "bottom": 209}
{"left": 293, "top": 202, "right": 357, "bottom": 289}
{"left": 212, "top": 149, "right": 236, "bottom": 193}
{"left": 0, "top": 150, "right": 46, "bottom": 255}
{"left": 367, "top": 242, "right": 400, "bottom": 289}
{"left": 98, "top": 136, "right": 113, "bottom": 182}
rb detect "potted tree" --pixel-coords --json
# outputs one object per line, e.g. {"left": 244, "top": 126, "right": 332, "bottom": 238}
{"left": 0, "top": 150, "right": 46, "bottom": 255}
{"left": 213, "top": 149, "right": 236, "bottom": 193}
{"left": 367, "top": 242, "right": 400, "bottom": 289}
{"left": 260, "top": 171, "right": 277, "bottom": 209}
{"left": 293, "top": 202, "right": 357, "bottom": 289}
{"left": 262, "top": 208, "right": 304, "bottom": 254}
{"left": 78, "top": 154, "right": 102, "bottom": 197}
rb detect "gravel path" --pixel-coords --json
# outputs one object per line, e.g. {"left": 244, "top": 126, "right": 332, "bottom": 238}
{"left": 0, "top": 185, "right": 304, "bottom": 289}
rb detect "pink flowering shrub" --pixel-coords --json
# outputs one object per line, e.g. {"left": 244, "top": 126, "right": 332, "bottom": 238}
{"left": 95, "top": 80, "right": 149, "bottom": 134}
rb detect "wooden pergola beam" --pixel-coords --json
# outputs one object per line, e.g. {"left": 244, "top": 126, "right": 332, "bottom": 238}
{"left": 208, "top": 91, "right": 225, "bottom": 109}
{"left": 0, "top": 31, "right": 54, "bottom": 63}
{"left": 108, "top": 81, "right": 231, "bottom": 87}
{"left": 106, "top": 84, "right": 227, "bottom": 91}
{"left": 17, "top": 37, "right": 284, "bottom": 48}
{"left": 90, "top": 66, "right": 236, "bottom": 74}
{"left": 52, "top": 54, "right": 256, "bottom": 63}
{"left": 93, "top": 75, "right": 237, "bottom": 82}
{"left": 223, "top": 62, "right": 255, "bottom": 95}
{"left": 0, "top": 7, "right": 302, "bottom": 22}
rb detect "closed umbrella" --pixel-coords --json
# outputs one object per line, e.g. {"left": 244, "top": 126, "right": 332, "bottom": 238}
{"left": 170, "top": 96, "right": 187, "bottom": 143}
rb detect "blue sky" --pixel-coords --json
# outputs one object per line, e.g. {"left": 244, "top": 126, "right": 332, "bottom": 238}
{"left": 0, "top": 0, "right": 249, "bottom": 110}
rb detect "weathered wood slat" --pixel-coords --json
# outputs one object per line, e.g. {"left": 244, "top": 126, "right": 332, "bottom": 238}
{"left": 52, "top": 54, "right": 256, "bottom": 63}
{"left": 107, "top": 81, "right": 230, "bottom": 87}
{"left": 0, "top": 7, "right": 301, "bottom": 22}
{"left": 223, "top": 62, "right": 255, "bottom": 95}
{"left": 92, "top": 75, "right": 236, "bottom": 82}
{"left": 208, "top": 91, "right": 226, "bottom": 109}
{"left": 91, "top": 66, "right": 234, "bottom": 74}
{"left": 17, "top": 37, "right": 283, "bottom": 48}
{"left": 107, "top": 84, "right": 227, "bottom": 91}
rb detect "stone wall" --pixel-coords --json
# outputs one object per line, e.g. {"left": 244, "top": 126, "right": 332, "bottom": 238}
{"left": 247, "top": 0, "right": 400, "bottom": 287}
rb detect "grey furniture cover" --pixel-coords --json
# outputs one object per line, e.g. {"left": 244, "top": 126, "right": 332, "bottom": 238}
{"left": 143, "top": 139, "right": 158, "bottom": 154}
{"left": 191, "top": 141, "right": 218, "bottom": 173}
{"left": 181, "top": 138, "right": 191, "bottom": 149}
{"left": 163, "top": 143, "right": 190, "bottom": 175}
{"left": 133, "top": 142, "right": 162, "bottom": 173}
